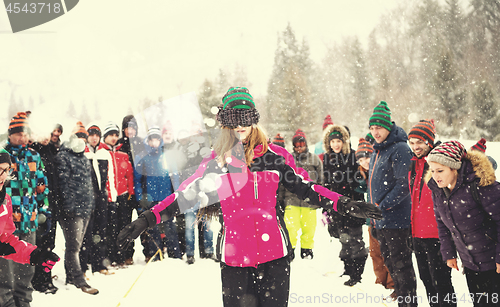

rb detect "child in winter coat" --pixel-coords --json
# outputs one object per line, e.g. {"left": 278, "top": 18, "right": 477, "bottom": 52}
{"left": 322, "top": 124, "right": 368, "bottom": 287}
{"left": 118, "top": 87, "right": 382, "bottom": 307}
{"left": 427, "top": 141, "right": 500, "bottom": 307}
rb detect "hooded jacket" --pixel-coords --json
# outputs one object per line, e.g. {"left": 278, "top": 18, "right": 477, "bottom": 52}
{"left": 55, "top": 143, "right": 94, "bottom": 218}
{"left": 368, "top": 123, "right": 412, "bottom": 229}
{"left": 0, "top": 191, "right": 36, "bottom": 264}
{"left": 149, "top": 143, "right": 343, "bottom": 268}
{"left": 426, "top": 150, "right": 500, "bottom": 271}
{"left": 322, "top": 125, "right": 365, "bottom": 227}
{"left": 4, "top": 142, "right": 49, "bottom": 233}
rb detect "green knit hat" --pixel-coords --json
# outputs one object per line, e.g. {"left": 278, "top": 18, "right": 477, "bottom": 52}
{"left": 216, "top": 87, "right": 260, "bottom": 128}
{"left": 369, "top": 101, "right": 392, "bottom": 131}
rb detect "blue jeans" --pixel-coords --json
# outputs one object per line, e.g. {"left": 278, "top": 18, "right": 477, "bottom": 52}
{"left": 185, "top": 210, "right": 213, "bottom": 257}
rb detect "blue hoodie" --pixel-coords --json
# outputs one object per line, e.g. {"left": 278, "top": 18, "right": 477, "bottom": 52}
{"left": 368, "top": 123, "right": 412, "bottom": 229}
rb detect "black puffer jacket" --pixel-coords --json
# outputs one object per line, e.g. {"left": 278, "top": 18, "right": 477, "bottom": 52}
{"left": 55, "top": 144, "right": 94, "bottom": 218}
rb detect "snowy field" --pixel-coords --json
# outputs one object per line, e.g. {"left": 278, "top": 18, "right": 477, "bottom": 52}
{"left": 32, "top": 139, "right": 500, "bottom": 307}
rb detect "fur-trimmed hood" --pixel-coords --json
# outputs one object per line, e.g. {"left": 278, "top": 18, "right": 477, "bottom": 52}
{"left": 424, "top": 150, "right": 496, "bottom": 187}
{"left": 322, "top": 124, "right": 350, "bottom": 155}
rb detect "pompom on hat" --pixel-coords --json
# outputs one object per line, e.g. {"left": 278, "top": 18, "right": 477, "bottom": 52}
{"left": 426, "top": 140, "right": 466, "bottom": 170}
{"left": 323, "top": 115, "right": 334, "bottom": 130}
{"left": 216, "top": 87, "right": 260, "bottom": 128}
{"left": 408, "top": 119, "right": 436, "bottom": 148}
{"left": 369, "top": 101, "right": 392, "bottom": 131}
{"left": 471, "top": 138, "right": 487, "bottom": 153}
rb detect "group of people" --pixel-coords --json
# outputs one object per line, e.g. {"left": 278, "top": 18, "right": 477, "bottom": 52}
{"left": 0, "top": 110, "right": 221, "bottom": 305}
{"left": 1, "top": 87, "right": 499, "bottom": 307}
{"left": 270, "top": 100, "right": 500, "bottom": 307}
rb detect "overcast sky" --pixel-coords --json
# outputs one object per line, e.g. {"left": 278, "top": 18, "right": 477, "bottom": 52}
{"left": 0, "top": 0, "right": 400, "bottom": 131}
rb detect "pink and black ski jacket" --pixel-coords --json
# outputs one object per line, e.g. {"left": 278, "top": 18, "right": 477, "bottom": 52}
{"left": 150, "top": 143, "right": 342, "bottom": 268}
{"left": 0, "top": 193, "right": 36, "bottom": 264}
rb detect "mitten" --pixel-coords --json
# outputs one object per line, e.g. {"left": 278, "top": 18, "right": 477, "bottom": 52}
{"left": 336, "top": 196, "right": 383, "bottom": 220}
{"left": 29, "top": 247, "right": 60, "bottom": 272}
{"left": 117, "top": 210, "right": 156, "bottom": 250}
{"left": 0, "top": 242, "right": 16, "bottom": 256}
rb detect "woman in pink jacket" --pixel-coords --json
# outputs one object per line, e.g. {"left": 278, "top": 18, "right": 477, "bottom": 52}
{"left": 0, "top": 148, "right": 59, "bottom": 278}
{"left": 117, "top": 87, "right": 382, "bottom": 307}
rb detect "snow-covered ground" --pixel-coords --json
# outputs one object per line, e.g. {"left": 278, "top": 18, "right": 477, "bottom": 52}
{"left": 32, "top": 139, "right": 499, "bottom": 307}
{"left": 32, "top": 213, "right": 471, "bottom": 307}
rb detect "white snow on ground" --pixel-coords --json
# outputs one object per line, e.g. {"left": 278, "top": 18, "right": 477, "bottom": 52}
{"left": 33, "top": 212, "right": 473, "bottom": 307}
{"left": 32, "top": 139, "right": 499, "bottom": 307}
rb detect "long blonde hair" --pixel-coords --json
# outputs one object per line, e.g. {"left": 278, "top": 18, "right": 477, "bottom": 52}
{"left": 214, "top": 124, "right": 269, "bottom": 167}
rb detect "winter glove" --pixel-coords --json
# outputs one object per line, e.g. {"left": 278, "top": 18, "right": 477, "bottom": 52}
{"left": 117, "top": 210, "right": 156, "bottom": 251}
{"left": 336, "top": 196, "right": 383, "bottom": 220}
{"left": 0, "top": 242, "right": 16, "bottom": 256}
{"left": 29, "top": 247, "right": 60, "bottom": 272}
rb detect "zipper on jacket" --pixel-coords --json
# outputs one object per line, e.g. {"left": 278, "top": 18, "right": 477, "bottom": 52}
{"left": 369, "top": 151, "right": 380, "bottom": 205}
{"left": 253, "top": 172, "right": 258, "bottom": 199}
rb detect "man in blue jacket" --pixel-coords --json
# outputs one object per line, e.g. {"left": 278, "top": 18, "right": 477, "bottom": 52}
{"left": 367, "top": 101, "right": 417, "bottom": 307}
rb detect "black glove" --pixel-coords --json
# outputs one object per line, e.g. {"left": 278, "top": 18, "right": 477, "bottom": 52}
{"left": 336, "top": 196, "right": 383, "bottom": 220}
{"left": 29, "top": 247, "right": 60, "bottom": 272}
{"left": 0, "top": 242, "right": 16, "bottom": 256}
{"left": 117, "top": 210, "right": 156, "bottom": 251}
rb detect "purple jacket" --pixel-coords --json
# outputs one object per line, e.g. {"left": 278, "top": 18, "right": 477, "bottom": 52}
{"left": 426, "top": 151, "right": 500, "bottom": 271}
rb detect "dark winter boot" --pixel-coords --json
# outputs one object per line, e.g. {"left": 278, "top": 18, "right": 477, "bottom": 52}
{"left": 340, "top": 258, "right": 353, "bottom": 277}
{"left": 301, "top": 248, "right": 313, "bottom": 259}
{"left": 344, "top": 256, "right": 367, "bottom": 287}
{"left": 186, "top": 256, "right": 195, "bottom": 265}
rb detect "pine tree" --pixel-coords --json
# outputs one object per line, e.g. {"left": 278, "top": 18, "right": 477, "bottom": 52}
{"left": 432, "top": 49, "right": 466, "bottom": 133}
{"left": 472, "top": 81, "right": 500, "bottom": 138}
{"left": 266, "top": 24, "right": 314, "bottom": 140}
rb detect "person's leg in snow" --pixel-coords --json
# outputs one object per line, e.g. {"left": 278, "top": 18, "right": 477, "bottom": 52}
{"left": 221, "top": 257, "right": 290, "bottom": 307}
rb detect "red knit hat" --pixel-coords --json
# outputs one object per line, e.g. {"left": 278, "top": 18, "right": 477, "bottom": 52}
{"left": 408, "top": 119, "right": 436, "bottom": 148}
{"left": 292, "top": 129, "right": 307, "bottom": 146}
{"left": 8, "top": 112, "right": 30, "bottom": 135}
{"left": 471, "top": 138, "right": 486, "bottom": 153}
{"left": 272, "top": 133, "right": 285, "bottom": 147}
{"left": 323, "top": 115, "right": 334, "bottom": 130}
{"left": 355, "top": 138, "right": 374, "bottom": 160}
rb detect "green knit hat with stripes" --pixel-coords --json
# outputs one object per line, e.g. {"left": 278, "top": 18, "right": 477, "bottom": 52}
{"left": 216, "top": 87, "right": 260, "bottom": 128}
{"left": 369, "top": 101, "right": 392, "bottom": 131}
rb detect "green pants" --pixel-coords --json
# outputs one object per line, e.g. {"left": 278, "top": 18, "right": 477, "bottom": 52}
{"left": 284, "top": 206, "right": 317, "bottom": 249}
